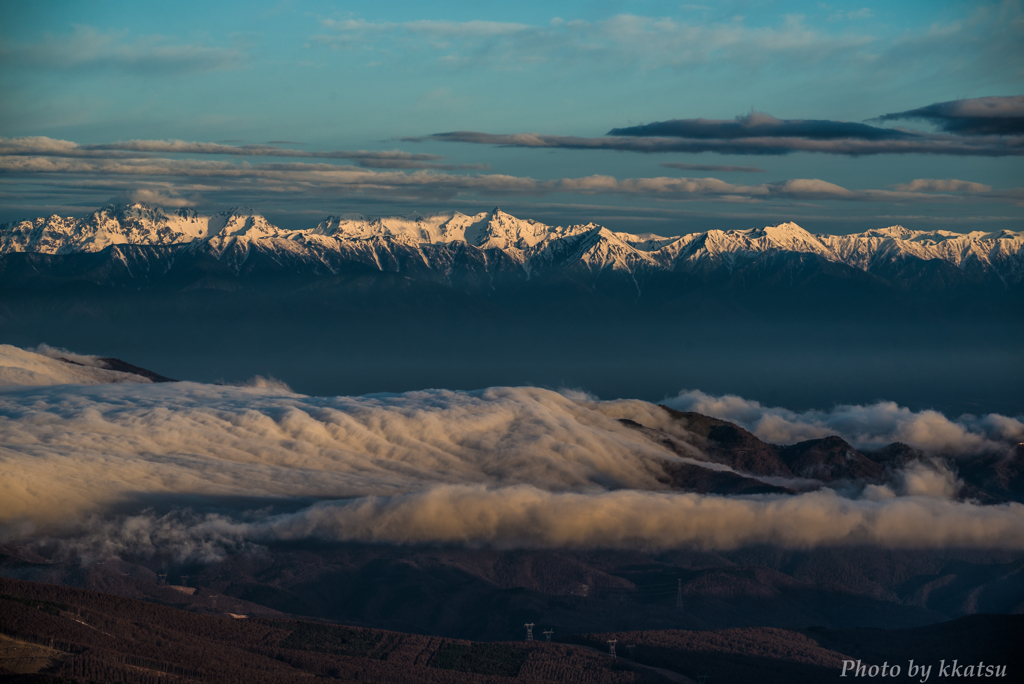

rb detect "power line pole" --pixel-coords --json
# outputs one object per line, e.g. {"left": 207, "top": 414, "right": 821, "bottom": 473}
{"left": 607, "top": 640, "right": 617, "bottom": 658}
{"left": 524, "top": 623, "right": 534, "bottom": 641}
{"left": 542, "top": 630, "right": 553, "bottom": 642}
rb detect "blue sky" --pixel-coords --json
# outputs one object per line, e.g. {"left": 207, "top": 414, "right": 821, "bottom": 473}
{"left": 1, "top": 0, "right": 1021, "bottom": 233}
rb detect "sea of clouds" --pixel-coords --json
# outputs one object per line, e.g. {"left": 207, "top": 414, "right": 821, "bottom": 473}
{"left": 1, "top": 344, "right": 1022, "bottom": 563}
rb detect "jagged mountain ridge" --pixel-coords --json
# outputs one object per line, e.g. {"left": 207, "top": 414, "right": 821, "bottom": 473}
{"left": 2, "top": 203, "right": 1022, "bottom": 285}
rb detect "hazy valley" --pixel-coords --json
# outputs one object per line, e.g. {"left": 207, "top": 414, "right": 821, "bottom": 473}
{"left": 2, "top": 204, "right": 1020, "bottom": 414}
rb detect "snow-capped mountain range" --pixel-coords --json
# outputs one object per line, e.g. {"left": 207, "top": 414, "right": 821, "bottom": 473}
{"left": 2, "top": 203, "right": 1022, "bottom": 285}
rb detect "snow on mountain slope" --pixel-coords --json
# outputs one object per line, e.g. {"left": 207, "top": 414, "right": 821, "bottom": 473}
{"left": 526, "top": 225, "right": 664, "bottom": 276}
{"left": 312, "top": 208, "right": 579, "bottom": 264}
{"left": 818, "top": 227, "right": 1024, "bottom": 280}
{"left": 617, "top": 231, "right": 687, "bottom": 252}
{"left": 0, "top": 204, "right": 285, "bottom": 254}
{"left": 671, "top": 222, "right": 841, "bottom": 272}
{"left": 1, "top": 203, "right": 1021, "bottom": 283}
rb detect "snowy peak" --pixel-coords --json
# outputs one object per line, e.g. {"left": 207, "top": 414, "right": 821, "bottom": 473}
{"left": 464, "top": 208, "right": 554, "bottom": 252}
{"left": 208, "top": 207, "right": 285, "bottom": 239}
{"left": 0, "top": 203, "right": 284, "bottom": 253}
{"left": 757, "top": 222, "right": 827, "bottom": 249}
{"left": 1, "top": 204, "right": 1022, "bottom": 284}
{"left": 572, "top": 226, "right": 662, "bottom": 273}
{"left": 616, "top": 231, "right": 682, "bottom": 252}
{"left": 859, "top": 225, "right": 917, "bottom": 240}
{"left": 710, "top": 222, "right": 833, "bottom": 257}
{"left": 309, "top": 208, "right": 557, "bottom": 258}
{"left": 312, "top": 211, "right": 487, "bottom": 244}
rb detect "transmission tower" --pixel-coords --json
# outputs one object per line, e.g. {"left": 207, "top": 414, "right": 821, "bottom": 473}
{"left": 696, "top": 674, "right": 709, "bottom": 684}
{"left": 675, "top": 578, "right": 683, "bottom": 609}
{"left": 626, "top": 644, "right": 636, "bottom": 659}
{"left": 542, "top": 630, "right": 553, "bottom": 642}
{"left": 607, "top": 640, "right": 617, "bottom": 657}
{"left": 180, "top": 575, "right": 189, "bottom": 587}
{"left": 158, "top": 573, "right": 167, "bottom": 585}
{"left": 524, "top": 623, "right": 534, "bottom": 640}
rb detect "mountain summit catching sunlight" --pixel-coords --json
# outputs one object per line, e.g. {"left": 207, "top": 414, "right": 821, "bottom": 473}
{"left": 3, "top": 204, "right": 1022, "bottom": 289}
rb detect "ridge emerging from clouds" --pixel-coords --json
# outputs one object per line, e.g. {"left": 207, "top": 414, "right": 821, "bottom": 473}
{"left": 0, "top": 343, "right": 1021, "bottom": 559}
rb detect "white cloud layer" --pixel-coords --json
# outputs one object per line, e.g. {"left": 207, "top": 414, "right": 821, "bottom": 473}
{"left": 1, "top": 346, "right": 1021, "bottom": 557}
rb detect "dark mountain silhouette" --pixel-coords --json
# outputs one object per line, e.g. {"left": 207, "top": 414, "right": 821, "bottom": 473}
{"left": 0, "top": 576, "right": 650, "bottom": 683}
{"left": 53, "top": 354, "right": 176, "bottom": 383}
{"left": 4, "top": 538, "right": 1022, "bottom": 643}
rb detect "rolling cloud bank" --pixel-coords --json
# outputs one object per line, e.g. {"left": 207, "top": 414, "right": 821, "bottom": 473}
{"left": 1, "top": 345, "right": 1022, "bottom": 564}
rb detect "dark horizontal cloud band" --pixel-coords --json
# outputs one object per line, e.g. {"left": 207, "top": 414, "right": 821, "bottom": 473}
{"left": 415, "top": 98, "right": 1024, "bottom": 157}
{"left": 417, "top": 130, "right": 1023, "bottom": 157}
{"left": 0, "top": 138, "right": 485, "bottom": 171}
{"left": 609, "top": 112, "right": 915, "bottom": 141}
{"left": 875, "top": 96, "right": 1024, "bottom": 136}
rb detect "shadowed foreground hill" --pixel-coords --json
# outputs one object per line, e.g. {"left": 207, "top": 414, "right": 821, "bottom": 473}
{"left": 568, "top": 615, "right": 1024, "bottom": 684}
{"left": 0, "top": 577, "right": 662, "bottom": 684}
{"left": 2, "top": 577, "right": 1020, "bottom": 683}
{"left": 5, "top": 542, "right": 1023, "bottom": 642}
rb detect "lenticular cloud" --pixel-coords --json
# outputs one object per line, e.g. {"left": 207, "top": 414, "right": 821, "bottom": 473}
{"left": 1, "top": 344, "right": 1022, "bottom": 558}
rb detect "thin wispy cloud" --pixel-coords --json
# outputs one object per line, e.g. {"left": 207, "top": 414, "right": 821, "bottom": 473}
{"left": 312, "top": 13, "right": 873, "bottom": 72}
{"left": 0, "top": 137, "right": 483, "bottom": 170}
{"left": 662, "top": 163, "right": 767, "bottom": 173}
{"left": 309, "top": 3, "right": 1024, "bottom": 94}
{"left": 893, "top": 179, "right": 993, "bottom": 194}
{"left": 829, "top": 8, "right": 874, "bottom": 22}
{"left": 0, "top": 137, "right": 1015, "bottom": 208}
{"left": 0, "top": 25, "right": 244, "bottom": 75}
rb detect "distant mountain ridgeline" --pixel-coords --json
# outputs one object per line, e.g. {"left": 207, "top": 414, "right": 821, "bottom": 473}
{"left": 3, "top": 204, "right": 1020, "bottom": 409}
{"left": 1, "top": 204, "right": 1021, "bottom": 314}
